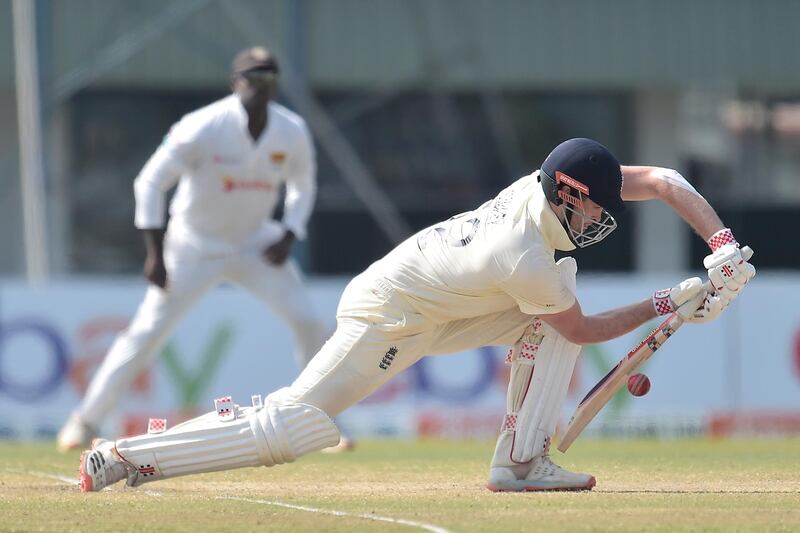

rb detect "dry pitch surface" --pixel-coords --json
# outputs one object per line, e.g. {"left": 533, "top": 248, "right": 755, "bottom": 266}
{"left": 2, "top": 438, "right": 799, "bottom": 531}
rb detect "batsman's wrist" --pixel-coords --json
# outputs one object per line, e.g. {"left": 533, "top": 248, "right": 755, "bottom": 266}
{"left": 707, "top": 228, "right": 738, "bottom": 252}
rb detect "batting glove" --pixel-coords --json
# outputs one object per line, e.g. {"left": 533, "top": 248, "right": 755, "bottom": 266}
{"left": 652, "top": 277, "right": 729, "bottom": 323}
{"left": 703, "top": 234, "right": 755, "bottom": 300}
{"left": 652, "top": 277, "right": 705, "bottom": 318}
{"left": 686, "top": 291, "right": 729, "bottom": 323}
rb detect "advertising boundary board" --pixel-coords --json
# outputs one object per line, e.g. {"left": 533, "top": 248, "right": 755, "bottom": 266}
{"left": 1, "top": 274, "right": 799, "bottom": 440}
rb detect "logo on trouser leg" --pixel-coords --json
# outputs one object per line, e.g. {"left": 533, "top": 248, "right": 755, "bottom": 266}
{"left": 378, "top": 346, "right": 398, "bottom": 370}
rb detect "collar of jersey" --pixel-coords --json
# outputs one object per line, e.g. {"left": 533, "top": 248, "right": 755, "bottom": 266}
{"left": 527, "top": 171, "right": 576, "bottom": 252}
{"left": 230, "top": 94, "right": 271, "bottom": 130}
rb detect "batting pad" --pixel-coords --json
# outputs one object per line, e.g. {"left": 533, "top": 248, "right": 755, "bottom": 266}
{"left": 115, "top": 401, "right": 340, "bottom": 486}
{"left": 491, "top": 319, "right": 581, "bottom": 468}
{"left": 491, "top": 257, "right": 581, "bottom": 468}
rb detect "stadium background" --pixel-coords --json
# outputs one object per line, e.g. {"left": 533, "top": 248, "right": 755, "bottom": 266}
{"left": 1, "top": 0, "right": 799, "bottom": 442}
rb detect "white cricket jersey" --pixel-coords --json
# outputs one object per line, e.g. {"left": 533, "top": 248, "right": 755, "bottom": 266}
{"left": 367, "top": 171, "right": 577, "bottom": 322}
{"left": 134, "top": 95, "right": 316, "bottom": 253}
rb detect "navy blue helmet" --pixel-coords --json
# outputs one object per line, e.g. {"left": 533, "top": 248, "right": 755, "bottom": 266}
{"left": 539, "top": 138, "right": 624, "bottom": 248}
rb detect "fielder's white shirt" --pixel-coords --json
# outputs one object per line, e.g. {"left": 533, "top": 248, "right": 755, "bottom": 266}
{"left": 368, "top": 171, "right": 577, "bottom": 322}
{"left": 134, "top": 95, "right": 316, "bottom": 253}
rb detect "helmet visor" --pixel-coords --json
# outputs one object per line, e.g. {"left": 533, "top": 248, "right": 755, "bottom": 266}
{"left": 558, "top": 185, "right": 618, "bottom": 248}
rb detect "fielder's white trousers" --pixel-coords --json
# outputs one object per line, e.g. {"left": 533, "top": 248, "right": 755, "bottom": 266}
{"left": 269, "top": 272, "right": 535, "bottom": 417}
{"left": 78, "top": 238, "right": 330, "bottom": 426}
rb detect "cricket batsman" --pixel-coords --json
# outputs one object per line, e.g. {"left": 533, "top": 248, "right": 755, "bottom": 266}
{"left": 78, "top": 138, "right": 755, "bottom": 492}
{"left": 58, "top": 47, "right": 332, "bottom": 451}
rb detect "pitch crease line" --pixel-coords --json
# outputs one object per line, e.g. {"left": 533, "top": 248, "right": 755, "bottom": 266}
{"left": 24, "top": 471, "right": 451, "bottom": 533}
{"left": 7, "top": 469, "right": 78, "bottom": 486}
{"left": 220, "top": 495, "right": 452, "bottom": 533}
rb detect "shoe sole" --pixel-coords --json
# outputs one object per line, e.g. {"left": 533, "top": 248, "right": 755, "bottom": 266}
{"left": 78, "top": 451, "right": 93, "bottom": 492}
{"left": 78, "top": 441, "right": 111, "bottom": 493}
{"left": 486, "top": 476, "right": 596, "bottom": 492}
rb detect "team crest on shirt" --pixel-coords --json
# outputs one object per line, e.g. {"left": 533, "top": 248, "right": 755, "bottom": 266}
{"left": 270, "top": 151, "right": 286, "bottom": 164}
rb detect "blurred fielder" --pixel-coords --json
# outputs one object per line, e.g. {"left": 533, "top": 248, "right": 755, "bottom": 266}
{"left": 78, "top": 138, "right": 755, "bottom": 492}
{"left": 59, "top": 47, "right": 332, "bottom": 451}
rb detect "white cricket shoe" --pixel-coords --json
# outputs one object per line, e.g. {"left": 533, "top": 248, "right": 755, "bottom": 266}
{"left": 57, "top": 414, "right": 97, "bottom": 452}
{"left": 79, "top": 439, "right": 132, "bottom": 492}
{"left": 487, "top": 455, "right": 596, "bottom": 492}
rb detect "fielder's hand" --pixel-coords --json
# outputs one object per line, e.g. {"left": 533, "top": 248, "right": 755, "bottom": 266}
{"left": 264, "top": 229, "right": 296, "bottom": 265}
{"left": 143, "top": 251, "right": 168, "bottom": 289}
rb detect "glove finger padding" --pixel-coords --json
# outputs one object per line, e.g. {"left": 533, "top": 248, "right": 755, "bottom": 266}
{"left": 741, "top": 261, "right": 756, "bottom": 280}
{"left": 674, "top": 289, "right": 706, "bottom": 321}
{"left": 706, "top": 247, "right": 755, "bottom": 296}
{"left": 684, "top": 293, "right": 728, "bottom": 323}
{"left": 708, "top": 265, "right": 755, "bottom": 302}
{"left": 670, "top": 277, "right": 705, "bottom": 306}
{"left": 708, "top": 265, "right": 747, "bottom": 292}
{"left": 705, "top": 244, "right": 756, "bottom": 293}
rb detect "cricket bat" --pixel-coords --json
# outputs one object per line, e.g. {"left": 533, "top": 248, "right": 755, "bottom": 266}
{"left": 557, "top": 312, "right": 684, "bottom": 452}
{"left": 558, "top": 245, "right": 753, "bottom": 453}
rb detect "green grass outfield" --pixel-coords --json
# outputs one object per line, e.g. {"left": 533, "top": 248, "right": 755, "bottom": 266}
{"left": 2, "top": 438, "right": 799, "bottom": 531}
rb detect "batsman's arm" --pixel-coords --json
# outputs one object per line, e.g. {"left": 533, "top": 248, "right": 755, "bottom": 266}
{"left": 540, "top": 299, "right": 657, "bottom": 345}
{"left": 540, "top": 275, "right": 711, "bottom": 345}
{"left": 621, "top": 166, "right": 756, "bottom": 296}
{"left": 619, "top": 165, "right": 725, "bottom": 241}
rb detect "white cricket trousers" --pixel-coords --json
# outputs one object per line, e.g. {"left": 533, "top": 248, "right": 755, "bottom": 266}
{"left": 78, "top": 239, "right": 330, "bottom": 426}
{"left": 269, "top": 271, "right": 535, "bottom": 417}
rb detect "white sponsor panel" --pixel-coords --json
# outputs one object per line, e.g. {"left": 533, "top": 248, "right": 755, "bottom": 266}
{"left": 0, "top": 275, "right": 798, "bottom": 439}
{"left": 0, "top": 279, "right": 343, "bottom": 439}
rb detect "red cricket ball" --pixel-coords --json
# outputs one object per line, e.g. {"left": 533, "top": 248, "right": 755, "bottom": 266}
{"left": 627, "top": 373, "right": 651, "bottom": 397}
